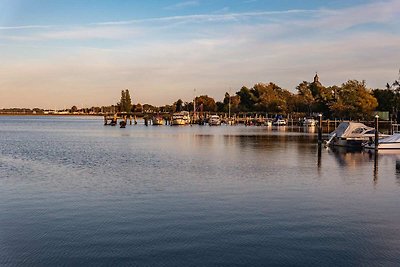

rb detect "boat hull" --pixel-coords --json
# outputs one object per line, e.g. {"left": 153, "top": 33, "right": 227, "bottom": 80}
{"left": 364, "top": 143, "right": 400, "bottom": 150}
{"left": 152, "top": 118, "right": 164, "bottom": 125}
{"left": 328, "top": 138, "right": 367, "bottom": 148}
{"left": 171, "top": 119, "right": 187, "bottom": 125}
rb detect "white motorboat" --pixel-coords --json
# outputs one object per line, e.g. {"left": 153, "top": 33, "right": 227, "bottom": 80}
{"left": 302, "top": 118, "right": 316, "bottom": 127}
{"left": 209, "top": 115, "right": 221, "bottom": 126}
{"left": 325, "top": 122, "right": 377, "bottom": 148}
{"left": 152, "top": 116, "right": 164, "bottom": 125}
{"left": 273, "top": 119, "right": 286, "bottom": 126}
{"left": 364, "top": 133, "right": 400, "bottom": 150}
{"left": 171, "top": 111, "right": 190, "bottom": 125}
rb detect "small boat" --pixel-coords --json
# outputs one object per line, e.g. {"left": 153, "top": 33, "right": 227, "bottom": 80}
{"left": 265, "top": 120, "right": 272, "bottom": 127}
{"left": 364, "top": 133, "right": 400, "bottom": 150}
{"left": 209, "top": 115, "right": 221, "bottom": 126}
{"left": 302, "top": 118, "right": 316, "bottom": 127}
{"left": 152, "top": 116, "right": 164, "bottom": 125}
{"left": 171, "top": 111, "right": 190, "bottom": 125}
{"left": 325, "top": 122, "right": 378, "bottom": 148}
{"left": 273, "top": 119, "right": 286, "bottom": 126}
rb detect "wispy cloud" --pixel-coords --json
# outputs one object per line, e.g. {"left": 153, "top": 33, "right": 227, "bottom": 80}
{"left": 164, "top": 1, "right": 199, "bottom": 10}
{"left": 0, "top": 24, "right": 55, "bottom": 30}
{"left": 1, "top": 0, "right": 399, "bottom": 108}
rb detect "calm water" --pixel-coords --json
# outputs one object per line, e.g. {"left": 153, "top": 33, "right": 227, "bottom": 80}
{"left": 1, "top": 116, "right": 399, "bottom": 266}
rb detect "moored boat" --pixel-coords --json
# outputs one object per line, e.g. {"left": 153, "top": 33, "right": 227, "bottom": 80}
{"left": 273, "top": 119, "right": 286, "bottom": 126}
{"left": 325, "top": 122, "right": 378, "bottom": 148}
{"left": 171, "top": 111, "right": 190, "bottom": 125}
{"left": 364, "top": 133, "right": 400, "bottom": 150}
{"left": 302, "top": 118, "right": 316, "bottom": 127}
{"left": 152, "top": 116, "right": 164, "bottom": 125}
{"left": 209, "top": 115, "right": 221, "bottom": 126}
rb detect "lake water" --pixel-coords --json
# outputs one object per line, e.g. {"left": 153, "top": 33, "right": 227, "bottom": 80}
{"left": 1, "top": 116, "right": 399, "bottom": 266}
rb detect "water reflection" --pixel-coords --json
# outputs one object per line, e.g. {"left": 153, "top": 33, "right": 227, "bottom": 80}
{"left": 2, "top": 117, "right": 400, "bottom": 266}
{"left": 322, "top": 145, "right": 400, "bottom": 186}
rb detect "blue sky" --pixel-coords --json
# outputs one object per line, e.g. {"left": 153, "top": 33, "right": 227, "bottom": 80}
{"left": 0, "top": 0, "right": 399, "bottom": 108}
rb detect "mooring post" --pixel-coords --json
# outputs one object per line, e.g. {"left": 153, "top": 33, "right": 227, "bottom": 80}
{"left": 317, "top": 143, "right": 322, "bottom": 168}
{"left": 318, "top": 113, "right": 322, "bottom": 143}
{"left": 390, "top": 113, "right": 393, "bottom": 135}
{"left": 374, "top": 114, "right": 379, "bottom": 151}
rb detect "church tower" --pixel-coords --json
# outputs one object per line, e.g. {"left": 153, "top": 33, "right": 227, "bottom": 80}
{"left": 313, "top": 73, "right": 319, "bottom": 83}
{"left": 312, "top": 72, "right": 322, "bottom": 87}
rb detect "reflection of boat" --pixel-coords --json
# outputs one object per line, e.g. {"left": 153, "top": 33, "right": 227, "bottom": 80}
{"left": 273, "top": 119, "right": 286, "bottom": 126}
{"left": 171, "top": 111, "right": 190, "bottom": 125}
{"left": 325, "top": 122, "right": 377, "bottom": 148}
{"left": 327, "top": 146, "right": 371, "bottom": 168}
{"left": 364, "top": 133, "right": 400, "bottom": 150}
{"left": 152, "top": 116, "right": 164, "bottom": 125}
{"left": 209, "top": 115, "right": 221, "bottom": 126}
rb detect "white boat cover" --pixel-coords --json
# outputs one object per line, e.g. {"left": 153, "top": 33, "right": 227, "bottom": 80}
{"left": 329, "top": 122, "right": 375, "bottom": 138}
{"left": 378, "top": 133, "right": 400, "bottom": 144}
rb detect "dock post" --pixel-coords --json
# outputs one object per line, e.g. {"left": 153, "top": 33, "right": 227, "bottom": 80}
{"left": 318, "top": 113, "right": 322, "bottom": 143}
{"left": 374, "top": 115, "right": 379, "bottom": 151}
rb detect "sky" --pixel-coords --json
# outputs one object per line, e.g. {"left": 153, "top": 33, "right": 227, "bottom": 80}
{"left": 0, "top": 0, "right": 399, "bottom": 109}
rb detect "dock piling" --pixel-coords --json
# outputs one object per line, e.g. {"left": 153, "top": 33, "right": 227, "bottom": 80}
{"left": 374, "top": 115, "right": 379, "bottom": 151}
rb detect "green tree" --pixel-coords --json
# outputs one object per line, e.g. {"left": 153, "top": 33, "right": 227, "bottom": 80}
{"left": 296, "top": 81, "right": 314, "bottom": 113}
{"left": 236, "top": 86, "right": 256, "bottom": 112}
{"left": 124, "top": 89, "right": 132, "bottom": 113}
{"left": 70, "top": 105, "right": 78, "bottom": 113}
{"left": 195, "top": 95, "right": 217, "bottom": 112}
{"left": 119, "top": 90, "right": 126, "bottom": 112}
{"left": 329, "top": 80, "right": 377, "bottom": 119}
{"left": 252, "top": 83, "right": 292, "bottom": 114}
{"left": 174, "top": 99, "right": 183, "bottom": 112}
{"left": 118, "top": 89, "right": 133, "bottom": 113}
{"left": 372, "top": 89, "right": 395, "bottom": 112}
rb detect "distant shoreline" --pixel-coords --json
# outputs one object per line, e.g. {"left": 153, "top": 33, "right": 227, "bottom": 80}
{"left": 0, "top": 113, "right": 102, "bottom": 116}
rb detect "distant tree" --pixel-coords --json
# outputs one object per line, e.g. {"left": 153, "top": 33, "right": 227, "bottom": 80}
{"left": 124, "top": 89, "right": 132, "bottom": 113}
{"left": 252, "top": 83, "right": 292, "bottom": 114}
{"left": 119, "top": 90, "right": 126, "bottom": 112}
{"left": 174, "top": 99, "right": 183, "bottom": 112}
{"left": 216, "top": 101, "right": 225, "bottom": 112}
{"left": 195, "top": 95, "right": 217, "bottom": 112}
{"left": 329, "top": 80, "right": 377, "bottom": 119}
{"left": 296, "top": 81, "right": 314, "bottom": 113}
{"left": 372, "top": 89, "right": 395, "bottom": 112}
{"left": 135, "top": 103, "right": 143, "bottom": 113}
{"left": 383, "top": 72, "right": 400, "bottom": 115}
{"left": 236, "top": 86, "right": 256, "bottom": 112}
{"left": 70, "top": 105, "right": 78, "bottom": 113}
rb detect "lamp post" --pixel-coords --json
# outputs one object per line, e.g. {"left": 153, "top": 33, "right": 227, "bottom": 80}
{"left": 374, "top": 114, "right": 379, "bottom": 151}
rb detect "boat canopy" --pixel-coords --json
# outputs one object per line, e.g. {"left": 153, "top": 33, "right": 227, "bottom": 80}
{"left": 378, "top": 133, "right": 400, "bottom": 144}
{"left": 330, "top": 122, "right": 375, "bottom": 138}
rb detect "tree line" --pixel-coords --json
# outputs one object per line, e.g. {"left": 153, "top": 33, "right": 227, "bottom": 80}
{"left": 6, "top": 74, "right": 397, "bottom": 119}
{"left": 114, "top": 74, "right": 400, "bottom": 120}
